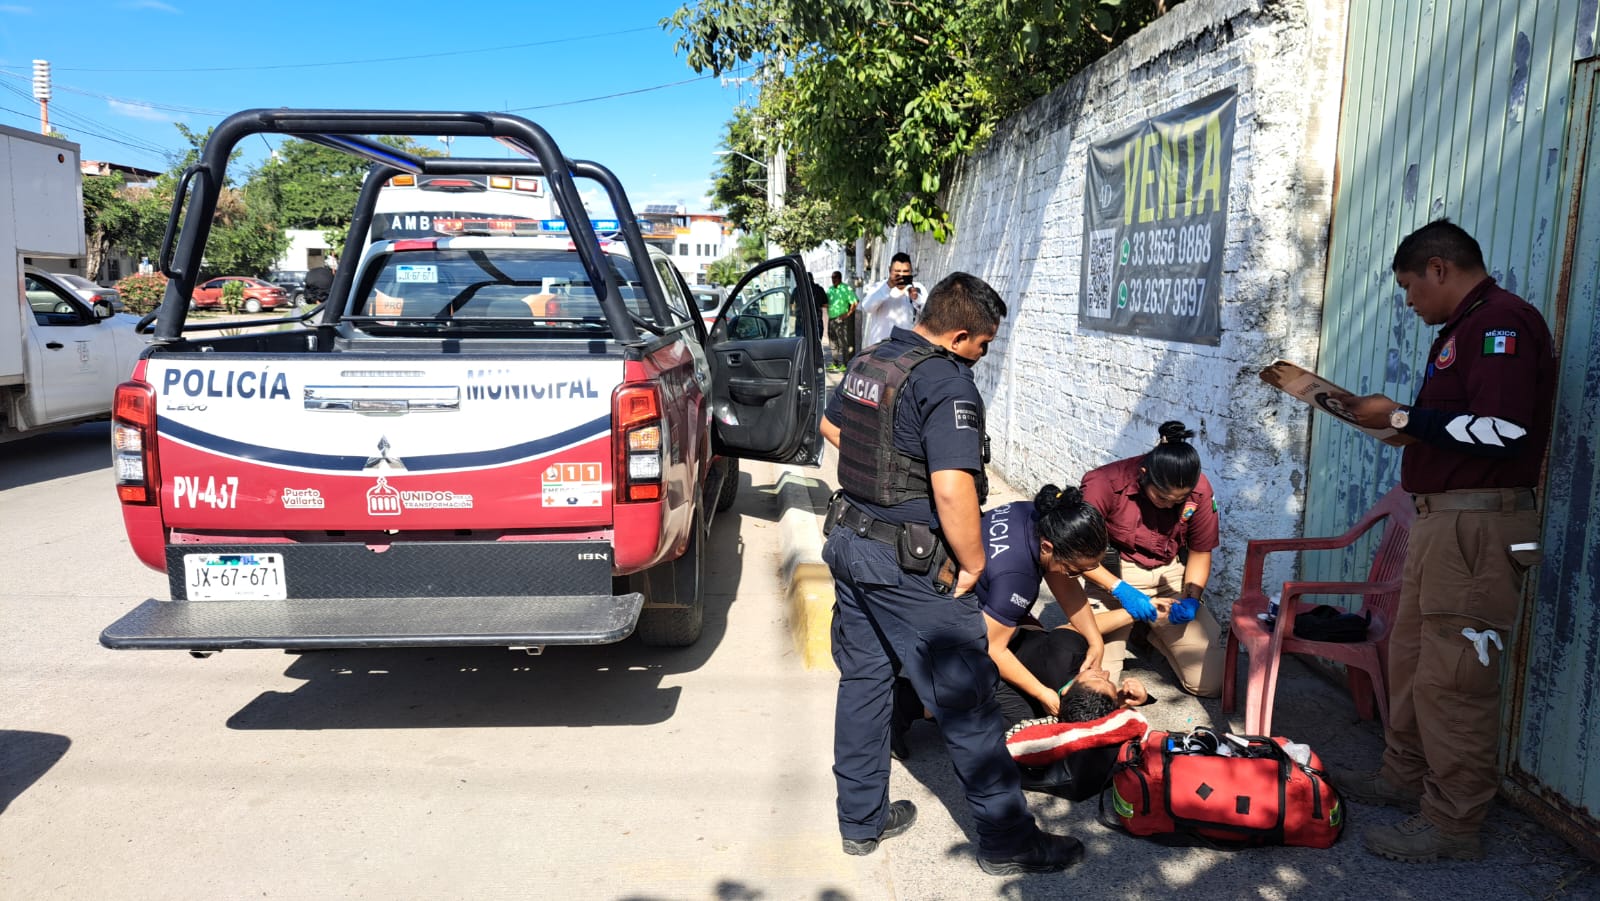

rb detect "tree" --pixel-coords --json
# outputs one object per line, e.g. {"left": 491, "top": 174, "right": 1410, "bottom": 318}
{"left": 667, "top": 0, "right": 1175, "bottom": 241}
{"left": 83, "top": 174, "right": 170, "bottom": 279}
{"left": 707, "top": 233, "right": 767, "bottom": 286}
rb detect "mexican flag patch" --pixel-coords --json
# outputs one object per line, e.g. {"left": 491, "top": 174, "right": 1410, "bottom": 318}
{"left": 1483, "top": 329, "right": 1518, "bottom": 355}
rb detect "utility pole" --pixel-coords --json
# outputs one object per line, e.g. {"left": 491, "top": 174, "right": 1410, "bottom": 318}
{"left": 32, "top": 59, "right": 50, "bottom": 136}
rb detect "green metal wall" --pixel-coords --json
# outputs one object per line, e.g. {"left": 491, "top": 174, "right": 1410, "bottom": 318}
{"left": 1309, "top": 0, "right": 1597, "bottom": 569}
{"left": 1314, "top": 0, "right": 1600, "bottom": 854}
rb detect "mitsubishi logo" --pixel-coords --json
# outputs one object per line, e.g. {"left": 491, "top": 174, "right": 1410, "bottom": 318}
{"left": 364, "top": 435, "right": 407, "bottom": 471}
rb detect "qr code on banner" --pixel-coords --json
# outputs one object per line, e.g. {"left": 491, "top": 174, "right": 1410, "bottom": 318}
{"left": 1084, "top": 227, "right": 1118, "bottom": 319}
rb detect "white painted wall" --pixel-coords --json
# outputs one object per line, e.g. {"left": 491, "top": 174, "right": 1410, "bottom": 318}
{"left": 885, "top": 0, "right": 1348, "bottom": 603}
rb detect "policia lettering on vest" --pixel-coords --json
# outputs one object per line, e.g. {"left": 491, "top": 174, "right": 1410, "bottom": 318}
{"left": 819, "top": 272, "right": 1085, "bottom": 875}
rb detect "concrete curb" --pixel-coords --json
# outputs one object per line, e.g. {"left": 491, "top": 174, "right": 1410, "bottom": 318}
{"left": 775, "top": 466, "right": 837, "bottom": 671}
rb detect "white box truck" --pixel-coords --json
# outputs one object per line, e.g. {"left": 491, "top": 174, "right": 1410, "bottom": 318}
{"left": 2, "top": 123, "right": 147, "bottom": 441}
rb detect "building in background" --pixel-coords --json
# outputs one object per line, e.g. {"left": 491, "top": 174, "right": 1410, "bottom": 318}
{"left": 637, "top": 203, "right": 729, "bottom": 286}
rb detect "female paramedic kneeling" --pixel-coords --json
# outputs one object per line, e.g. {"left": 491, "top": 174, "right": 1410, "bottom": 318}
{"left": 977, "top": 485, "right": 1154, "bottom": 726}
{"left": 1079, "top": 421, "right": 1225, "bottom": 697}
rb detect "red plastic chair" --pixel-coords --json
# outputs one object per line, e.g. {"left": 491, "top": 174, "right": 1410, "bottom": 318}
{"left": 1221, "top": 485, "right": 1416, "bottom": 736}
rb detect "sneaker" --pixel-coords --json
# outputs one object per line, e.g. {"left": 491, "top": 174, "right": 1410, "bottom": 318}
{"left": 1363, "top": 813, "right": 1482, "bottom": 862}
{"left": 977, "top": 830, "right": 1084, "bottom": 876}
{"left": 842, "top": 800, "right": 917, "bottom": 856}
{"left": 1331, "top": 766, "right": 1422, "bottom": 811}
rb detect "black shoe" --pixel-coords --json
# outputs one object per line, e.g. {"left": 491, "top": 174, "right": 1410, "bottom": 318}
{"left": 978, "top": 831, "right": 1084, "bottom": 876}
{"left": 890, "top": 722, "right": 911, "bottom": 761}
{"left": 842, "top": 800, "right": 917, "bottom": 856}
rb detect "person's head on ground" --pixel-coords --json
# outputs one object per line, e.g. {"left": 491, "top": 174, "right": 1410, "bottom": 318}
{"left": 1061, "top": 671, "right": 1151, "bottom": 721}
{"left": 1391, "top": 218, "right": 1488, "bottom": 326}
{"left": 1139, "top": 421, "right": 1201, "bottom": 508}
{"left": 1033, "top": 484, "right": 1106, "bottom": 578}
{"left": 915, "top": 271, "right": 1005, "bottom": 363}
{"left": 889, "top": 252, "right": 913, "bottom": 289}
{"left": 832, "top": 270, "right": 843, "bottom": 286}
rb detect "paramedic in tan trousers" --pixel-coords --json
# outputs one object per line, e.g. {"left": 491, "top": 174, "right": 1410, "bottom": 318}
{"left": 1079, "top": 421, "right": 1225, "bottom": 698}
{"left": 1334, "top": 219, "right": 1554, "bottom": 863}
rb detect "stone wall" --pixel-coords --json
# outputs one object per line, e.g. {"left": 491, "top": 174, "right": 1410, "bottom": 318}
{"left": 888, "top": 0, "right": 1349, "bottom": 603}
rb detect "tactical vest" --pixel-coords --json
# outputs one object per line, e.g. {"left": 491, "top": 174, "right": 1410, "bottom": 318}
{"left": 836, "top": 342, "right": 990, "bottom": 507}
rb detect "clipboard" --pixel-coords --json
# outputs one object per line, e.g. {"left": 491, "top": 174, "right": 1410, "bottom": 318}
{"left": 1259, "top": 360, "right": 1397, "bottom": 440}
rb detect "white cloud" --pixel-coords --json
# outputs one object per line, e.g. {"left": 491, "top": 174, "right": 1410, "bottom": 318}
{"left": 0, "top": 4, "right": 34, "bottom": 13}
{"left": 122, "top": 0, "right": 179, "bottom": 12}
{"left": 108, "top": 99, "right": 174, "bottom": 122}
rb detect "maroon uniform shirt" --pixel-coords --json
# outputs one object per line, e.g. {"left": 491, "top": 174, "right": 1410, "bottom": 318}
{"left": 1400, "top": 277, "right": 1555, "bottom": 494}
{"left": 1081, "top": 456, "right": 1219, "bottom": 571}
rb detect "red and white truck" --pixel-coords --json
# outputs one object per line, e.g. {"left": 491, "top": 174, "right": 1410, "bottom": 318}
{"left": 100, "top": 110, "right": 822, "bottom": 654}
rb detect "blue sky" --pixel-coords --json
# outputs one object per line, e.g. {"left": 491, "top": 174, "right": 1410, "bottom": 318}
{"left": 0, "top": 1, "right": 756, "bottom": 212}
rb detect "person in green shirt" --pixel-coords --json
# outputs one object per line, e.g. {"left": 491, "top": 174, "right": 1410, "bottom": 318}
{"left": 826, "top": 270, "right": 858, "bottom": 371}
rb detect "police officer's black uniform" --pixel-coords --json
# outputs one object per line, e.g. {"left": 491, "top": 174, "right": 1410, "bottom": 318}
{"left": 822, "top": 326, "right": 1040, "bottom": 858}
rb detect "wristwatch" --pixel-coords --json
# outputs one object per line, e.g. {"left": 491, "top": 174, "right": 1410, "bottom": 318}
{"left": 1388, "top": 407, "right": 1410, "bottom": 430}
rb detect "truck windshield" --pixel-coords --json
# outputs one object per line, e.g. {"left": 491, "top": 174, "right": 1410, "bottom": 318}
{"left": 350, "top": 247, "right": 647, "bottom": 333}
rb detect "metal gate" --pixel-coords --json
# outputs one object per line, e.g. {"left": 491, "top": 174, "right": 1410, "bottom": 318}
{"left": 1313, "top": 1, "right": 1599, "bottom": 856}
{"left": 1503, "top": 56, "right": 1600, "bottom": 860}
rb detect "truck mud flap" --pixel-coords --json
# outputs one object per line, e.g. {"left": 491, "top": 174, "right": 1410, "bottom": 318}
{"left": 99, "top": 592, "right": 644, "bottom": 650}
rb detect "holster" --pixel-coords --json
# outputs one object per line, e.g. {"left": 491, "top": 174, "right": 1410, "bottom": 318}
{"left": 823, "top": 490, "right": 846, "bottom": 537}
{"left": 1102, "top": 547, "right": 1123, "bottom": 579}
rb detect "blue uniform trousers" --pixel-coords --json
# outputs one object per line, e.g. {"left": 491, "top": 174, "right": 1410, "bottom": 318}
{"left": 824, "top": 527, "right": 1038, "bottom": 856}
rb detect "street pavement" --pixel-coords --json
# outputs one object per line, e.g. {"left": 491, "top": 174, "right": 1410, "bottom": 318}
{"left": 0, "top": 420, "right": 1594, "bottom": 900}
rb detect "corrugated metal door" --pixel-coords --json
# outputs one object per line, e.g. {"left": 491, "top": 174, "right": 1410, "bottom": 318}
{"left": 1505, "top": 57, "right": 1600, "bottom": 859}
{"left": 1310, "top": 1, "right": 1596, "bottom": 562}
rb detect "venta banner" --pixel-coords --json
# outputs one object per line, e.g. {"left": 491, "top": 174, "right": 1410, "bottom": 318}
{"left": 1080, "top": 88, "right": 1236, "bottom": 345}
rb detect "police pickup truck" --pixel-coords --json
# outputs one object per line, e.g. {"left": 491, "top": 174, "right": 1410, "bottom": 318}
{"left": 100, "top": 110, "right": 822, "bottom": 654}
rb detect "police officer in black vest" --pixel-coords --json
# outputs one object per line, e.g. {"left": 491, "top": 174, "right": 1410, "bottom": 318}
{"left": 819, "top": 272, "right": 1084, "bottom": 876}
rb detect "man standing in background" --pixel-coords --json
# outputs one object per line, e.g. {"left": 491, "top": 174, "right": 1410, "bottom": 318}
{"left": 858, "top": 253, "right": 926, "bottom": 349}
{"left": 826, "top": 270, "right": 858, "bottom": 370}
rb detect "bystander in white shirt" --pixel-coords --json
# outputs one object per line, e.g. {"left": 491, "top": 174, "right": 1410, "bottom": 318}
{"left": 858, "top": 278, "right": 927, "bottom": 348}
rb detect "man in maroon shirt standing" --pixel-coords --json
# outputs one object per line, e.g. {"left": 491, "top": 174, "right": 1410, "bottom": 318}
{"left": 1336, "top": 220, "right": 1555, "bottom": 863}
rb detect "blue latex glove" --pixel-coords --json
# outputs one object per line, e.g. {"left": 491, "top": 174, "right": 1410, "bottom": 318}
{"left": 1111, "top": 580, "right": 1159, "bottom": 622}
{"left": 1169, "top": 596, "right": 1200, "bottom": 625}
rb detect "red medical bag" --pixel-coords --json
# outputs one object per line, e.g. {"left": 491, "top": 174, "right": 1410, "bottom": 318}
{"left": 1107, "top": 730, "right": 1343, "bottom": 848}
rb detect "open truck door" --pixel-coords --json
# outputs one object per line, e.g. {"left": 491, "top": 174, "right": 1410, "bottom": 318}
{"left": 708, "top": 255, "right": 823, "bottom": 466}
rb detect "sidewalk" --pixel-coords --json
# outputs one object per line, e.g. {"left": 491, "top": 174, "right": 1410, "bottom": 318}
{"left": 771, "top": 378, "right": 1598, "bottom": 898}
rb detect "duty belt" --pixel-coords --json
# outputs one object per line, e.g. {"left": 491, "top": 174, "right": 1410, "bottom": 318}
{"left": 833, "top": 498, "right": 903, "bottom": 545}
{"left": 1412, "top": 488, "right": 1536, "bottom": 514}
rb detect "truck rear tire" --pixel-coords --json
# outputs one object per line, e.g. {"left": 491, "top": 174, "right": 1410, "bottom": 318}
{"left": 715, "top": 458, "right": 740, "bottom": 512}
{"left": 635, "top": 507, "right": 706, "bottom": 647}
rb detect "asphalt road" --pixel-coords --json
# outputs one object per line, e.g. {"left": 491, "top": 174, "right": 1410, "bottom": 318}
{"left": 2, "top": 423, "right": 1594, "bottom": 900}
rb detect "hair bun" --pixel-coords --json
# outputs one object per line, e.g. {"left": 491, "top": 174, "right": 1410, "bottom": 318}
{"left": 1158, "top": 420, "right": 1195, "bottom": 444}
{"left": 1034, "top": 482, "right": 1082, "bottom": 511}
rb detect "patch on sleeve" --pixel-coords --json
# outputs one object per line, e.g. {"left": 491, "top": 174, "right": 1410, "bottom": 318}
{"left": 953, "top": 400, "right": 980, "bottom": 431}
{"left": 1182, "top": 500, "right": 1199, "bottom": 521}
{"left": 1008, "top": 592, "right": 1031, "bottom": 611}
{"left": 1482, "top": 329, "right": 1518, "bottom": 355}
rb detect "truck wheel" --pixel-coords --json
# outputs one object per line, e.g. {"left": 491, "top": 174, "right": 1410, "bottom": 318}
{"left": 715, "top": 458, "right": 740, "bottom": 512}
{"left": 292, "top": 291, "right": 305, "bottom": 307}
{"left": 635, "top": 507, "right": 706, "bottom": 647}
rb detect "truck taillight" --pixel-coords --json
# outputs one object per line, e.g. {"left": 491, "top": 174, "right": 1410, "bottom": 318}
{"left": 112, "top": 381, "right": 159, "bottom": 505}
{"left": 613, "top": 384, "right": 664, "bottom": 503}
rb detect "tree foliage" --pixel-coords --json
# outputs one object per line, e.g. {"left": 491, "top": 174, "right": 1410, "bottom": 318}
{"left": 668, "top": 0, "right": 1175, "bottom": 242}
{"left": 707, "top": 232, "right": 768, "bottom": 286}
{"left": 82, "top": 127, "right": 445, "bottom": 281}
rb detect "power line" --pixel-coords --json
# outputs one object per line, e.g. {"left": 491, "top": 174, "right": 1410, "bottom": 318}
{"left": 0, "top": 25, "right": 661, "bottom": 74}
{"left": 508, "top": 74, "right": 717, "bottom": 111}
{"left": 0, "top": 91, "right": 170, "bottom": 161}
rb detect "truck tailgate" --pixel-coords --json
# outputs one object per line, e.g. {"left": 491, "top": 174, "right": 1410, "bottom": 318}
{"left": 146, "top": 353, "right": 622, "bottom": 531}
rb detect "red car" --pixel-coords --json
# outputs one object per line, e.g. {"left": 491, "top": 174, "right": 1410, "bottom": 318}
{"left": 190, "top": 277, "right": 289, "bottom": 313}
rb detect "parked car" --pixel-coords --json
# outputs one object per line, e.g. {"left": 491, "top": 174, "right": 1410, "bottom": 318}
{"left": 189, "top": 276, "right": 289, "bottom": 312}
{"left": 269, "top": 269, "right": 308, "bottom": 305}
{"left": 689, "top": 285, "right": 725, "bottom": 329}
{"left": 56, "top": 273, "right": 125, "bottom": 314}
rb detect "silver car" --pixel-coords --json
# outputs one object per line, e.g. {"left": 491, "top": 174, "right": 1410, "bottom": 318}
{"left": 57, "top": 273, "right": 125, "bottom": 314}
